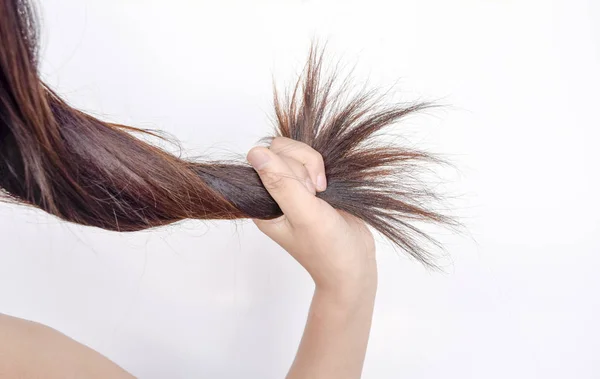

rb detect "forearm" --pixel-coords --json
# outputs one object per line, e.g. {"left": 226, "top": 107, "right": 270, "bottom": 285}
{"left": 286, "top": 274, "right": 377, "bottom": 379}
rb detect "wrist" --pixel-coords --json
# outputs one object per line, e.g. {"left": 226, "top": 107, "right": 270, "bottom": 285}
{"left": 314, "top": 268, "right": 377, "bottom": 307}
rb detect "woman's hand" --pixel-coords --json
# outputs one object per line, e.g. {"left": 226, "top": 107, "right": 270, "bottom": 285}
{"left": 248, "top": 137, "right": 377, "bottom": 379}
{"left": 247, "top": 137, "right": 377, "bottom": 295}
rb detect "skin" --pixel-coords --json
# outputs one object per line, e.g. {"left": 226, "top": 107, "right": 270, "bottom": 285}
{"left": 0, "top": 137, "right": 377, "bottom": 378}
{"left": 249, "top": 138, "right": 378, "bottom": 379}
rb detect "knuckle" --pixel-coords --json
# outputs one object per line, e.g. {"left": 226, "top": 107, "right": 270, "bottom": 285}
{"left": 297, "top": 143, "right": 322, "bottom": 167}
{"left": 311, "top": 151, "right": 325, "bottom": 168}
{"left": 270, "top": 137, "right": 291, "bottom": 152}
{"left": 261, "top": 171, "right": 286, "bottom": 192}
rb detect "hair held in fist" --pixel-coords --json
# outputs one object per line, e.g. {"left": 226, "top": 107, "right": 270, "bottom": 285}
{"left": 0, "top": 0, "right": 457, "bottom": 267}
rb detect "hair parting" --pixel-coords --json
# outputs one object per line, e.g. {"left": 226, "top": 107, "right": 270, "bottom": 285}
{"left": 0, "top": 0, "right": 455, "bottom": 267}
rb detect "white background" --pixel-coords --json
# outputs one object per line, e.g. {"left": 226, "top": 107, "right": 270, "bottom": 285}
{"left": 1, "top": 0, "right": 599, "bottom": 378}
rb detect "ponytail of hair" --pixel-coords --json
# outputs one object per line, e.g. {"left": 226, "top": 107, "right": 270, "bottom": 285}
{"left": 0, "top": 0, "right": 455, "bottom": 267}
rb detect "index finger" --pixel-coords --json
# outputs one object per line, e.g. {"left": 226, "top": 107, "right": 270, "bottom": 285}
{"left": 270, "top": 137, "right": 327, "bottom": 192}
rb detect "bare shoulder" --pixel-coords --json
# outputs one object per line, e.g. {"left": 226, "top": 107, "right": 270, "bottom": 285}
{"left": 0, "top": 313, "right": 134, "bottom": 379}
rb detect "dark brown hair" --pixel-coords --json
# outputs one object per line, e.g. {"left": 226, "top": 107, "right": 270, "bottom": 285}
{"left": 0, "top": 0, "right": 454, "bottom": 266}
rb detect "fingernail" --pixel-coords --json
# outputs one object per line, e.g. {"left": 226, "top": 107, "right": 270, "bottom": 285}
{"left": 247, "top": 149, "right": 270, "bottom": 169}
{"left": 316, "top": 173, "right": 327, "bottom": 191}
{"left": 305, "top": 177, "right": 316, "bottom": 195}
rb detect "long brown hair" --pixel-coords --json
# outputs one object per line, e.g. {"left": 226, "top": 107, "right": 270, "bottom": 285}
{"left": 0, "top": 0, "right": 454, "bottom": 267}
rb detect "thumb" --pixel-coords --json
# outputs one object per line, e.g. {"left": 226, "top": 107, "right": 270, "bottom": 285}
{"left": 247, "top": 146, "right": 319, "bottom": 227}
